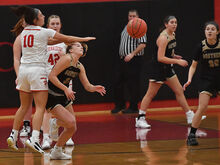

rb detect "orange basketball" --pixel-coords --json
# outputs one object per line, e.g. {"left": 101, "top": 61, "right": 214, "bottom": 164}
{"left": 127, "top": 18, "right": 147, "bottom": 38}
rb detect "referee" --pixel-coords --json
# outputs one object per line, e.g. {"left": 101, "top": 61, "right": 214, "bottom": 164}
{"left": 111, "top": 9, "right": 147, "bottom": 114}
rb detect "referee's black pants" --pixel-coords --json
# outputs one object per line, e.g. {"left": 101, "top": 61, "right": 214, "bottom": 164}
{"left": 113, "top": 56, "right": 143, "bottom": 110}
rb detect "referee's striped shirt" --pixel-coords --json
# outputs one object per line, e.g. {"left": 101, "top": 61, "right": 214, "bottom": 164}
{"left": 119, "top": 26, "right": 147, "bottom": 57}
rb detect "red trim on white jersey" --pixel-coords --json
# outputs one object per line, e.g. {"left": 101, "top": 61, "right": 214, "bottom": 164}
{"left": 24, "top": 29, "right": 41, "bottom": 31}
{"left": 31, "top": 90, "right": 48, "bottom": 92}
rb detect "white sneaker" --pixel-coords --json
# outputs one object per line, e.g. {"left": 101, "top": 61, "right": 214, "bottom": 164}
{"left": 7, "top": 136, "right": 18, "bottom": 151}
{"left": 65, "top": 138, "right": 74, "bottom": 146}
{"left": 50, "top": 147, "right": 72, "bottom": 160}
{"left": 25, "top": 138, "right": 44, "bottom": 154}
{"left": 64, "top": 146, "right": 75, "bottom": 155}
{"left": 42, "top": 137, "right": 52, "bottom": 150}
{"left": 49, "top": 118, "right": 59, "bottom": 141}
{"left": 186, "top": 110, "right": 207, "bottom": 124}
{"left": 135, "top": 117, "right": 151, "bottom": 128}
{"left": 20, "top": 126, "right": 31, "bottom": 137}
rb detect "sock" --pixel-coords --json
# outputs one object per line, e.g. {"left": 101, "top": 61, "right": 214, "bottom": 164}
{"left": 23, "top": 120, "right": 30, "bottom": 127}
{"left": 186, "top": 110, "right": 192, "bottom": 114}
{"left": 43, "top": 133, "right": 49, "bottom": 140}
{"left": 139, "top": 109, "right": 146, "bottom": 115}
{"left": 31, "top": 130, "right": 40, "bottom": 142}
{"left": 54, "top": 145, "right": 62, "bottom": 151}
{"left": 10, "top": 129, "right": 18, "bottom": 141}
{"left": 190, "top": 126, "right": 197, "bottom": 135}
{"left": 138, "top": 110, "right": 146, "bottom": 119}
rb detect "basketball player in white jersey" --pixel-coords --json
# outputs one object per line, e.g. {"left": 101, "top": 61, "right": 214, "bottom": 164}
{"left": 7, "top": 6, "right": 95, "bottom": 154}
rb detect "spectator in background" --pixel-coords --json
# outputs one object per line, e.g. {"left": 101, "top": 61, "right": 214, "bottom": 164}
{"left": 111, "top": 9, "right": 147, "bottom": 114}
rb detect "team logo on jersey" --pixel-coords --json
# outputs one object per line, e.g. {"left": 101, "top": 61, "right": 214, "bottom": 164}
{"left": 40, "top": 77, "right": 47, "bottom": 86}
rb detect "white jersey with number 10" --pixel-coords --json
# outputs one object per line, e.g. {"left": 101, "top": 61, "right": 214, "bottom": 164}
{"left": 21, "top": 25, "right": 56, "bottom": 64}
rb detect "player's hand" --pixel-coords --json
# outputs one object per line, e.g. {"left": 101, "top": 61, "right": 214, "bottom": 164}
{"left": 15, "top": 77, "right": 18, "bottom": 85}
{"left": 94, "top": 85, "right": 106, "bottom": 96}
{"left": 173, "top": 54, "right": 182, "bottom": 59}
{"left": 183, "top": 80, "right": 191, "bottom": 91}
{"left": 177, "top": 59, "right": 188, "bottom": 67}
{"left": 64, "top": 87, "right": 76, "bottom": 101}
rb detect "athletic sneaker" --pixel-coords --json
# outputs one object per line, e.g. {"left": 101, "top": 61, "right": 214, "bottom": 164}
{"left": 187, "top": 127, "right": 207, "bottom": 138}
{"left": 65, "top": 138, "right": 74, "bottom": 146}
{"left": 49, "top": 118, "right": 59, "bottom": 141}
{"left": 25, "top": 138, "right": 44, "bottom": 154}
{"left": 64, "top": 146, "right": 75, "bottom": 155}
{"left": 135, "top": 117, "right": 151, "bottom": 128}
{"left": 50, "top": 147, "right": 72, "bottom": 160}
{"left": 20, "top": 126, "right": 31, "bottom": 137}
{"left": 187, "top": 133, "right": 199, "bottom": 146}
{"left": 7, "top": 136, "right": 18, "bottom": 151}
{"left": 42, "top": 137, "right": 52, "bottom": 150}
{"left": 186, "top": 110, "right": 206, "bottom": 124}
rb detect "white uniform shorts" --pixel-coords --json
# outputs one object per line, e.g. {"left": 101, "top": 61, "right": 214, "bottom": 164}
{"left": 16, "top": 64, "right": 48, "bottom": 92}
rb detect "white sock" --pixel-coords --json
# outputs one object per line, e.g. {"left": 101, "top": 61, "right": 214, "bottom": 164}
{"left": 31, "top": 130, "right": 40, "bottom": 142}
{"left": 139, "top": 109, "right": 146, "bottom": 115}
{"left": 54, "top": 145, "right": 62, "bottom": 151}
{"left": 43, "top": 133, "right": 49, "bottom": 140}
{"left": 186, "top": 110, "right": 192, "bottom": 114}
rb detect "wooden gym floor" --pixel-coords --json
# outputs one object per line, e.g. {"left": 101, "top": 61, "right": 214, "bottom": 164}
{"left": 0, "top": 99, "right": 220, "bottom": 165}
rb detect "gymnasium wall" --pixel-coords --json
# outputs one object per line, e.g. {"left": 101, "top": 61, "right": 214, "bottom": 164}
{"left": 0, "top": 0, "right": 214, "bottom": 107}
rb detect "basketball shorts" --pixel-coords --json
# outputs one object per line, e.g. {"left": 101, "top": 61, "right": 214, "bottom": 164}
{"left": 16, "top": 64, "right": 48, "bottom": 92}
{"left": 199, "top": 76, "right": 220, "bottom": 96}
{"left": 149, "top": 63, "right": 176, "bottom": 83}
{"left": 46, "top": 93, "right": 73, "bottom": 111}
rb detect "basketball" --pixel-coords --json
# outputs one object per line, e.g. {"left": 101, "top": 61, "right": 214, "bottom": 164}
{"left": 127, "top": 18, "right": 147, "bottom": 38}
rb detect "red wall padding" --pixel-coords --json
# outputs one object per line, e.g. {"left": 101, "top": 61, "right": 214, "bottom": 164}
{"left": 215, "top": 0, "right": 220, "bottom": 24}
{"left": 0, "top": 0, "right": 134, "bottom": 5}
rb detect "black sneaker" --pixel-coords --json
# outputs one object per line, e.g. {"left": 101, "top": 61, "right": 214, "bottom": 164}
{"left": 187, "top": 133, "right": 199, "bottom": 146}
{"left": 122, "top": 108, "right": 138, "bottom": 114}
{"left": 111, "top": 107, "right": 125, "bottom": 114}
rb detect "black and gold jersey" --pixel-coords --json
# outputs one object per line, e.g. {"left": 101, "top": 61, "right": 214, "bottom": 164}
{"left": 48, "top": 55, "right": 81, "bottom": 95}
{"left": 193, "top": 38, "right": 220, "bottom": 76}
{"left": 153, "top": 30, "right": 176, "bottom": 67}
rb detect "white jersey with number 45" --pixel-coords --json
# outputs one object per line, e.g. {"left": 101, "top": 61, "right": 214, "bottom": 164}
{"left": 20, "top": 25, "right": 56, "bottom": 64}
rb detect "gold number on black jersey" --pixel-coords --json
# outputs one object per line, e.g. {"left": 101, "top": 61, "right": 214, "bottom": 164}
{"left": 63, "top": 78, "right": 71, "bottom": 85}
{"left": 208, "top": 59, "right": 219, "bottom": 68}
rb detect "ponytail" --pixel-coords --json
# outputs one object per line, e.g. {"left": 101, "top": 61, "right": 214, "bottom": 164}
{"left": 11, "top": 17, "right": 25, "bottom": 36}
{"left": 10, "top": 6, "right": 39, "bottom": 25}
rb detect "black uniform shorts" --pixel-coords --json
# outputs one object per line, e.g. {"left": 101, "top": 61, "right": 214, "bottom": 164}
{"left": 46, "top": 93, "right": 72, "bottom": 111}
{"left": 199, "top": 76, "right": 220, "bottom": 96}
{"left": 148, "top": 62, "right": 176, "bottom": 83}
